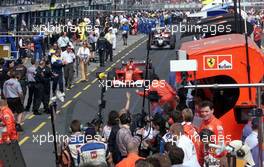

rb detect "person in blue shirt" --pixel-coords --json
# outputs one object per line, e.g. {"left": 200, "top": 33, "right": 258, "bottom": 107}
{"left": 32, "top": 34, "right": 44, "bottom": 62}
{"left": 120, "top": 23, "right": 129, "bottom": 46}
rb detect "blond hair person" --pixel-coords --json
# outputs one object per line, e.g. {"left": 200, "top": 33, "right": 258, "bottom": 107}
{"left": 77, "top": 41, "right": 90, "bottom": 82}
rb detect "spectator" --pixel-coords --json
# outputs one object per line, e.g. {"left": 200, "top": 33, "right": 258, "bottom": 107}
{"left": 241, "top": 117, "right": 253, "bottom": 142}
{"left": 0, "top": 58, "right": 8, "bottom": 99}
{"left": 253, "top": 24, "right": 263, "bottom": 48}
{"left": 116, "top": 112, "right": 143, "bottom": 159}
{"left": 169, "top": 123, "right": 200, "bottom": 166}
{"left": 120, "top": 22, "right": 129, "bottom": 45}
{"left": 48, "top": 42, "right": 59, "bottom": 62}
{"left": 25, "top": 59, "right": 37, "bottom": 112}
{"left": 116, "top": 142, "right": 144, "bottom": 167}
{"left": 33, "top": 59, "right": 52, "bottom": 115}
{"left": 61, "top": 45, "right": 76, "bottom": 89}
{"left": 14, "top": 58, "right": 27, "bottom": 104}
{"left": 108, "top": 92, "right": 131, "bottom": 164}
{"left": 112, "top": 25, "right": 118, "bottom": 50}
{"left": 51, "top": 50, "right": 64, "bottom": 96}
{"left": 181, "top": 108, "right": 203, "bottom": 165}
{"left": 32, "top": 33, "right": 44, "bottom": 61}
{"left": 135, "top": 159, "right": 154, "bottom": 167}
{"left": 102, "top": 110, "right": 119, "bottom": 141}
{"left": 97, "top": 32, "right": 108, "bottom": 67}
{"left": 66, "top": 120, "right": 85, "bottom": 167}
{"left": 104, "top": 28, "right": 114, "bottom": 62}
{"left": 0, "top": 99, "right": 18, "bottom": 144}
{"left": 146, "top": 154, "right": 171, "bottom": 167}
{"left": 168, "top": 145, "right": 189, "bottom": 167}
{"left": 245, "top": 118, "right": 264, "bottom": 167}
{"left": 78, "top": 125, "right": 108, "bottom": 167}
{"left": 3, "top": 71, "right": 24, "bottom": 131}
{"left": 57, "top": 32, "right": 70, "bottom": 51}
{"left": 88, "top": 31, "right": 97, "bottom": 62}
{"left": 143, "top": 113, "right": 166, "bottom": 155}
{"left": 77, "top": 41, "right": 90, "bottom": 82}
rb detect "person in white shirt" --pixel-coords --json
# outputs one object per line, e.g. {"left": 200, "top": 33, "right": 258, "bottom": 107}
{"left": 61, "top": 45, "right": 76, "bottom": 89}
{"left": 57, "top": 32, "right": 70, "bottom": 51}
{"left": 112, "top": 26, "right": 118, "bottom": 50}
{"left": 77, "top": 42, "right": 90, "bottom": 82}
{"left": 169, "top": 123, "right": 201, "bottom": 167}
{"left": 245, "top": 118, "right": 264, "bottom": 167}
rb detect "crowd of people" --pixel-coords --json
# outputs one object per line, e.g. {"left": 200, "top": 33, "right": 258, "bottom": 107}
{"left": 0, "top": 8, "right": 263, "bottom": 167}
{"left": 60, "top": 87, "right": 263, "bottom": 167}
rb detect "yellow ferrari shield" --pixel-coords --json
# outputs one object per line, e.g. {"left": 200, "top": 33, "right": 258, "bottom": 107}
{"left": 207, "top": 58, "right": 216, "bottom": 68}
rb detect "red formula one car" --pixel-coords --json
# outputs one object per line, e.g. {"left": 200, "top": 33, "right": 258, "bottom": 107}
{"left": 107, "top": 58, "right": 155, "bottom": 88}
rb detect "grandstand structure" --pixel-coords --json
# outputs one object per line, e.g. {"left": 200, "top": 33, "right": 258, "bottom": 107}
{"left": 0, "top": 0, "right": 112, "bottom": 32}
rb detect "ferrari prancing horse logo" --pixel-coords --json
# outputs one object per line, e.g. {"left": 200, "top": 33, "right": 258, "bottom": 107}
{"left": 207, "top": 58, "right": 216, "bottom": 68}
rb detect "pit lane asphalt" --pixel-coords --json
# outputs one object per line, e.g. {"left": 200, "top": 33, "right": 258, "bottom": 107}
{"left": 19, "top": 33, "right": 182, "bottom": 167}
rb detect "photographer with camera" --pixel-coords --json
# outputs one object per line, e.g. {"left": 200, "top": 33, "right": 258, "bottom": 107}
{"left": 0, "top": 99, "right": 18, "bottom": 144}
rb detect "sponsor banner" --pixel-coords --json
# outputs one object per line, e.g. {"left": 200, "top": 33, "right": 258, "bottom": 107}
{"left": 203, "top": 55, "right": 232, "bottom": 70}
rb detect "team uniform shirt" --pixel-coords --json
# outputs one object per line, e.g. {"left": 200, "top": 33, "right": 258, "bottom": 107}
{"left": 26, "top": 66, "right": 36, "bottom": 82}
{"left": 182, "top": 122, "right": 203, "bottom": 165}
{"left": 61, "top": 51, "right": 76, "bottom": 64}
{"left": 3, "top": 78, "right": 23, "bottom": 98}
{"left": 0, "top": 106, "right": 18, "bottom": 144}
{"left": 199, "top": 116, "right": 225, "bottom": 158}
{"left": 137, "top": 80, "right": 177, "bottom": 109}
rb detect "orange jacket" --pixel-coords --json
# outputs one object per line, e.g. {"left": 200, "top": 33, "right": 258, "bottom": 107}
{"left": 0, "top": 106, "right": 18, "bottom": 144}
{"left": 182, "top": 122, "right": 203, "bottom": 166}
{"left": 137, "top": 80, "right": 176, "bottom": 109}
{"left": 116, "top": 153, "right": 144, "bottom": 167}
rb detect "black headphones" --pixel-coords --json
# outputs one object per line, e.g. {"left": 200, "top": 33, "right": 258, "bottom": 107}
{"left": 120, "top": 112, "right": 131, "bottom": 125}
{"left": 228, "top": 142, "right": 246, "bottom": 158}
{"left": 236, "top": 144, "right": 246, "bottom": 158}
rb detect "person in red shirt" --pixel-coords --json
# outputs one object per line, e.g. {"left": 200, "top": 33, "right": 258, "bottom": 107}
{"left": 0, "top": 99, "right": 18, "bottom": 144}
{"left": 253, "top": 24, "right": 263, "bottom": 48}
{"left": 116, "top": 141, "right": 144, "bottom": 167}
{"left": 198, "top": 100, "right": 226, "bottom": 160}
{"left": 136, "top": 74, "right": 177, "bottom": 111}
{"left": 182, "top": 108, "right": 203, "bottom": 166}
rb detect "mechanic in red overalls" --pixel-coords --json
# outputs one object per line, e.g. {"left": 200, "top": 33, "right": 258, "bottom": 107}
{"left": 136, "top": 74, "right": 177, "bottom": 110}
{"left": 198, "top": 100, "right": 226, "bottom": 160}
{"left": 0, "top": 99, "right": 18, "bottom": 144}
